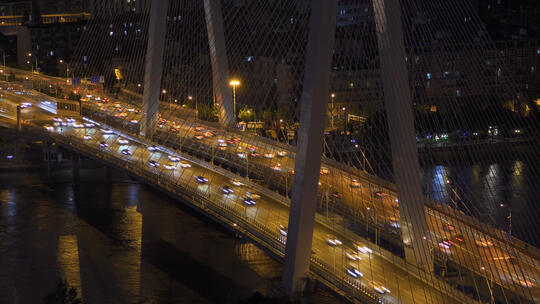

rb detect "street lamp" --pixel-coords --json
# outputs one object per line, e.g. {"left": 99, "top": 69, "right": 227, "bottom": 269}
{"left": 330, "top": 93, "right": 335, "bottom": 128}
{"left": 229, "top": 79, "right": 240, "bottom": 117}
{"left": 27, "top": 53, "right": 38, "bottom": 72}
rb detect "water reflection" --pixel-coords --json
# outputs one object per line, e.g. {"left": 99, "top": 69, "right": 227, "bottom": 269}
{"left": 57, "top": 235, "right": 83, "bottom": 300}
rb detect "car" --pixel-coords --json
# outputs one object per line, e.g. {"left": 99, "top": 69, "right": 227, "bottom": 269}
{"left": 117, "top": 138, "right": 129, "bottom": 145}
{"left": 179, "top": 161, "right": 191, "bottom": 168}
{"left": 248, "top": 146, "right": 257, "bottom": 152}
{"left": 327, "top": 236, "right": 342, "bottom": 246}
{"left": 204, "top": 131, "right": 216, "bottom": 137}
{"left": 243, "top": 197, "right": 257, "bottom": 206}
{"left": 195, "top": 175, "right": 208, "bottom": 184}
{"left": 99, "top": 141, "right": 109, "bottom": 148}
{"left": 44, "top": 124, "right": 54, "bottom": 131}
{"left": 53, "top": 117, "right": 63, "bottom": 122}
{"left": 271, "top": 165, "right": 282, "bottom": 171}
{"left": 517, "top": 279, "right": 535, "bottom": 288}
{"left": 72, "top": 123, "right": 84, "bottom": 128}
{"left": 350, "top": 179, "right": 361, "bottom": 188}
{"left": 121, "top": 149, "right": 132, "bottom": 155}
{"left": 454, "top": 234, "right": 464, "bottom": 243}
{"left": 194, "top": 134, "right": 204, "bottom": 140}
{"left": 438, "top": 239, "right": 455, "bottom": 249}
{"left": 221, "top": 185, "right": 234, "bottom": 194}
{"left": 443, "top": 223, "right": 455, "bottom": 231}
{"left": 346, "top": 267, "right": 364, "bottom": 278}
{"left": 164, "top": 163, "right": 176, "bottom": 170}
{"left": 66, "top": 117, "right": 76, "bottom": 123}
{"left": 277, "top": 151, "right": 288, "bottom": 157}
{"left": 374, "top": 191, "right": 389, "bottom": 197}
{"left": 264, "top": 153, "right": 275, "bottom": 159}
{"left": 148, "top": 160, "right": 159, "bottom": 167}
{"left": 250, "top": 152, "right": 260, "bottom": 158}
{"left": 331, "top": 192, "right": 343, "bottom": 199}
{"left": 345, "top": 251, "right": 361, "bottom": 261}
{"left": 83, "top": 135, "right": 92, "bottom": 140}
{"left": 475, "top": 239, "right": 493, "bottom": 248}
{"left": 320, "top": 167, "right": 329, "bottom": 174}
{"left": 170, "top": 127, "right": 179, "bottom": 134}
{"left": 195, "top": 126, "right": 205, "bottom": 131}
{"left": 147, "top": 145, "right": 159, "bottom": 152}
{"left": 168, "top": 155, "right": 180, "bottom": 162}
{"left": 374, "top": 286, "right": 391, "bottom": 294}
{"left": 101, "top": 128, "right": 113, "bottom": 134}
{"left": 231, "top": 179, "right": 245, "bottom": 187}
{"left": 84, "top": 123, "right": 95, "bottom": 128}
{"left": 237, "top": 152, "right": 247, "bottom": 159}
{"left": 278, "top": 225, "right": 288, "bottom": 237}
{"left": 20, "top": 102, "right": 32, "bottom": 108}
{"left": 246, "top": 192, "right": 261, "bottom": 199}
{"left": 357, "top": 245, "right": 373, "bottom": 254}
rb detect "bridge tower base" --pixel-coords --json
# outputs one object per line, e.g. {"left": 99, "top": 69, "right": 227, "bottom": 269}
{"left": 141, "top": 0, "right": 168, "bottom": 138}
{"left": 373, "top": 0, "right": 433, "bottom": 272}
{"left": 282, "top": 0, "right": 338, "bottom": 296}
{"left": 72, "top": 153, "right": 80, "bottom": 184}
{"left": 204, "top": 0, "right": 235, "bottom": 127}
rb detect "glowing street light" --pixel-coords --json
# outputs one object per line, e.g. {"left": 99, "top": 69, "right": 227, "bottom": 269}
{"left": 330, "top": 93, "right": 336, "bottom": 128}
{"left": 229, "top": 79, "right": 240, "bottom": 117}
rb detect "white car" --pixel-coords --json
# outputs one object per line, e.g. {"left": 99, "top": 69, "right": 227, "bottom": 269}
{"left": 179, "top": 161, "right": 191, "bottom": 168}
{"left": 350, "top": 179, "right": 361, "bottom": 188}
{"left": 164, "top": 163, "right": 176, "bottom": 170}
{"left": 148, "top": 160, "right": 159, "bottom": 167}
{"left": 271, "top": 165, "right": 281, "bottom": 171}
{"left": 243, "top": 197, "right": 256, "bottom": 206}
{"left": 264, "top": 153, "right": 275, "bottom": 159}
{"left": 346, "top": 268, "right": 363, "bottom": 278}
{"left": 101, "top": 128, "right": 113, "bottom": 134}
{"left": 83, "top": 135, "right": 92, "bottom": 140}
{"left": 231, "top": 179, "right": 245, "bottom": 187}
{"left": 84, "top": 123, "right": 95, "bottom": 128}
{"left": 277, "top": 151, "right": 288, "bottom": 157}
{"left": 147, "top": 145, "right": 159, "bottom": 152}
{"left": 246, "top": 192, "right": 261, "bottom": 199}
{"left": 374, "top": 286, "right": 391, "bottom": 294}
{"left": 279, "top": 225, "right": 288, "bottom": 237}
{"left": 44, "top": 124, "right": 54, "bottom": 131}
{"left": 357, "top": 245, "right": 373, "bottom": 254}
{"left": 168, "top": 155, "right": 180, "bottom": 162}
{"left": 237, "top": 152, "right": 247, "bottom": 159}
{"left": 117, "top": 138, "right": 129, "bottom": 145}
{"left": 327, "top": 236, "right": 342, "bottom": 246}
{"left": 345, "top": 251, "right": 361, "bottom": 261}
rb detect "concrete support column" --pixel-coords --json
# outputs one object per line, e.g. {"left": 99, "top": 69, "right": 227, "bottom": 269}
{"left": 72, "top": 153, "right": 80, "bottom": 184}
{"left": 204, "top": 0, "right": 235, "bottom": 127}
{"left": 16, "top": 105, "right": 21, "bottom": 132}
{"left": 141, "top": 0, "right": 169, "bottom": 138}
{"left": 103, "top": 166, "right": 110, "bottom": 182}
{"left": 372, "top": 0, "right": 433, "bottom": 272}
{"left": 282, "top": 0, "right": 338, "bottom": 295}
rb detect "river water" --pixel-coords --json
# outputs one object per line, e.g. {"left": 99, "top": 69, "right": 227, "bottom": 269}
{"left": 0, "top": 167, "right": 294, "bottom": 304}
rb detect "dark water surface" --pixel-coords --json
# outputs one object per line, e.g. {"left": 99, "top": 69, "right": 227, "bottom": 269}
{"left": 0, "top": 167, "right": 288, "bottom": 304}
{"left": 422, "top": 157, "right": 540, "bottom": 248}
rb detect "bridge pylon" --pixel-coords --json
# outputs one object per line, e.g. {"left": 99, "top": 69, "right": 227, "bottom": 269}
{"left": 282, "top": 0, "right": 338, "bottom": 296}
{"left": 204, "top": 0, "right": 236, "bottom": 128}
{"left": 373, "top": 0, "right": 434, "bottom": 273}
{"left": 141, "top": 0, "right": 168, "bottom": 138}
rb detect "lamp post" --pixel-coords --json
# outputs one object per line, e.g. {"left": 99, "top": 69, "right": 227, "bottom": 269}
{"left": 330, "top": 93, "right": 335, "bottom": 128}
{"left": 229, "top": 79, "right": 240, "bottom": 119}
{"left": 28, "top": 53, "right": 38, "bottom": 72}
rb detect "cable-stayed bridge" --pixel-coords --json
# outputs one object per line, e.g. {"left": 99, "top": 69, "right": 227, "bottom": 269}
{"left": 1, "top": 1, "right": 539, "bottom": 303}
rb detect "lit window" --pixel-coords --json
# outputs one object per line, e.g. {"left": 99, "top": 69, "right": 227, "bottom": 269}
{"left": 109, "top": 31, "right": 113, "bottom": 36}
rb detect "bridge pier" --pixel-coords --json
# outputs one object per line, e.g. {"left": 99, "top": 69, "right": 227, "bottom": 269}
{"left": 282, "top": 0, "right": 337, "bottom": 296}
{"left": 372, "top": 0, "right": 433, "bottom": 272}
{"left": 16, "top": 105, "right": 21, "bottom": 132}
{"left": 140, "top": 0, "right": 169, "bottom": 138}
{"left": 72, "top": 153, "right": 80, "bottom": 185}
{"left": 103, "top": 166, "right": 110, "bottom": 182}
{"left": 204, "top": 0, "right": 235, "bottom": 127}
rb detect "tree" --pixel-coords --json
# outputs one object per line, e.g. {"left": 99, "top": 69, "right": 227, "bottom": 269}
{"left": 238, "top": 106, "right": 255, "bottom": 122}
{"left": 198, "top": 103, "right": 217, "bottom": 121}
{"left": 262, "top": 110, "right": 273, "bottom": 124}
{"left": 43, "top": 279, "right": 83, "bottom": 304}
